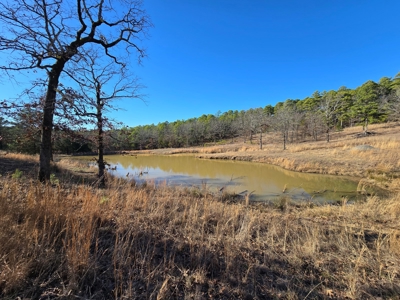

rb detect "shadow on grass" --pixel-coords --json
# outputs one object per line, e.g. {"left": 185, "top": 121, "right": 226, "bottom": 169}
{"left": 0, "top": 155, "right": 38, "bottom": 178}
{"left": 10, "top": 223, "right": 333, "bottom": 299}
{"left": 0, "top": 154, "right": 98, "bottom": 186}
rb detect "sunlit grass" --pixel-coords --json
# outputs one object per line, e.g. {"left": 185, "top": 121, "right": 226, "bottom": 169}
{"left": 1, "top": 166, "right": 400, "bottom": 298}
{"left": 2, "top": 123, "right": 400, "bottom": 298}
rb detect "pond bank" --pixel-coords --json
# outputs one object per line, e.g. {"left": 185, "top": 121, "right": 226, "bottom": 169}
{"left": 127, "top": 124, "right": 400, "bottom": 193}
{"left": 82, "top": 154, "right": 366, "bottom": 203}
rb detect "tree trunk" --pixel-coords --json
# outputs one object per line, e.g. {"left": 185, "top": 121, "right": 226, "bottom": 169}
{"left": 314, "top": 128, "right": 317, "bottom": 141}
{"left": 364, "top": 118, "right": 369, "bottom": 135}
{"left": 38, "top": 62, "right": 65, "bottom": 182}
{"left": 97, "top": 102, "right": 105, "bottom": 188}
{"left": 326, "top": 122, "right": 330, "bottom": 143}
{"left": 283, "top": 132, "right": 286, "bottom": 150}
{"left": 259, "top": 129, "right": 262, "bottom": 150}
{"left": 97, "top": 137, "right": 105, "bottom": 187}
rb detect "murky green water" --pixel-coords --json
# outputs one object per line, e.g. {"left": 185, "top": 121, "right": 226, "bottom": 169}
{"left": 83, "top": 154, "right": 363, "bottom": 203}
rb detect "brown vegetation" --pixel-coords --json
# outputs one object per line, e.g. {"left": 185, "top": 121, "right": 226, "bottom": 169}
{"left": 1, "top": 125, "right": 400, "bottom": 299}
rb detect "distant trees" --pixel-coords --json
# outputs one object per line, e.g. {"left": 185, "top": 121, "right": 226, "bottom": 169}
{"left": 0, "top": 117, "right": 7, "bottom": 150}
{"left": 320, "top": 90, "right": 342, "bottom": 142}
{"left": 0, "top": 0, "right": 151, "bottom": 181}
{"left": 2, "top": 62, "right": 399, "bottom": 154}
{"left": 273, "top": 101, "right": 296, "bottom": 150}
{"left": 0, "top": 98, "right": 44, "bottom": 154}
{"left": 382, "top": 73, "right": 400, "bottom": 122}
{"left": 251, "top": 108, "right": 270, "bottom": 149}
{"left": 335, "top": 87, "right": 354, "bottom": 128}
{"left": 298, "top": 95, "right": 321, "bottom": 141}
{"left": 351, "top": 81, "right": 380, "bottom": 134}
{"left": 123, "top": 73, "right": 400, "bottom": 151}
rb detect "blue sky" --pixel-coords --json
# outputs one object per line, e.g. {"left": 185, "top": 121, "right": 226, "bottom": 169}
{"left": 2, "top": 0, "right": 400, "bottom": 127}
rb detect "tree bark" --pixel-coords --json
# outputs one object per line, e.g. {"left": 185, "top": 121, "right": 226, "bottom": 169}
{"left": 326, "top": 127, "right": 330, "bottom": 142}
{"left": 97, "top": 116, "right": 105, "bottom": 188}
{"left": 38, "top": 61, "right": 65, "bottom": 182}
{"left": 283, "top": 132, "right": 287, "bottom": 150}
{"left": 96, "top": 82, "right": 106, "bottom": 188}
{"left": 326, "top": 120, "right": 330, "bottom": 142}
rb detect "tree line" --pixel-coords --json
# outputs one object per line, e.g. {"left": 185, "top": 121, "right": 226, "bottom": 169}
{"left": 2, "top": 73, "right": 400, "bottom": 157}
{"left": 127, "top": 74, "right": 400, "bottom": 150}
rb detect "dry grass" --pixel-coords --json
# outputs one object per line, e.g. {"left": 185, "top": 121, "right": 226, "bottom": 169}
{"left": 191, "top": 124, "right": 400, "bottom": 192}
{"left": 2, "top": 124, "right": 400, "bottom": 298}
{"left": 0, "top": 152, "right": 39, "bottom": 161}
{"left": 1, "top": 157, "right": 400, "bottom": 299}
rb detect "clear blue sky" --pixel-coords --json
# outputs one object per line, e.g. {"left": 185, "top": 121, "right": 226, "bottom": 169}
{"left": 2, "top": 0, "right": 400, "bottom": 127}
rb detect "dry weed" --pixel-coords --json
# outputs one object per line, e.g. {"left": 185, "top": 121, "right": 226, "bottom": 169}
{"left": 1, "top": 172, "right": 399, "bottom": 299}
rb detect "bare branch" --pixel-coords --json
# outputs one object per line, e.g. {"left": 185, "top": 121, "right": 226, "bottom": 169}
{"left": 0, "top": 0, "right": 151, "bottom": 181}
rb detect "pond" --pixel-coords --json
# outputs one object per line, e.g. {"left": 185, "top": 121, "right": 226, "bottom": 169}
{"left": 84, "top": 154, "right": 364, "bottom": 203}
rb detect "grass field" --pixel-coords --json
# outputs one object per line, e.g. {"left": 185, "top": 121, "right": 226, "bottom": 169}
{"left": 1, "top": 124, "right": 400, "bottom": 299}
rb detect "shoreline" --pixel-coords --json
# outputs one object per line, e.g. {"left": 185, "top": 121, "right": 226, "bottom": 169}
{"left": 122, "top": 123, "right": 400, "bottom": 193}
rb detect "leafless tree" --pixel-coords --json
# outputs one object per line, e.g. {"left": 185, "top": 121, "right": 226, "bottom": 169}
{"left": 235, "top": 111, "right": 250, "bottom": 143}
{"left": 289, "top": 109, "right": 304, "bottom": 143}
{"left": 304, "top": 110, "right": 324, "bottom": 141}
{"left": 320, "top": 91, "right": 342, "bottom": 142}
{"left": 273, "top": 102, "right": 297, "bottom": 150}
{"left": 251, "top": 108, "right": 269, "bottom": 150}
{"left": 58, "top": 52, "right": 143, "bottom": 187}
{"left": 244, "top": 109, "right": 258, "bottom": 143}
{"left": 0, "top": 0, "right": 151, "bottom": 181}
{"left": 383, "top": 88, "right": 400, "bottom": 122}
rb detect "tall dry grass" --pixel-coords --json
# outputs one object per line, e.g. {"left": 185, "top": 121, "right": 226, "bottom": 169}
{"left": 1, "top": 171, "right": 400, "bottom": 299}
{"left": 191, "top": 124, "right": 400, "bottom": 188}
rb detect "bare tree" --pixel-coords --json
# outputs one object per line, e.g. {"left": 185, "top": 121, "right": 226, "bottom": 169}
{"left": 0, "top": 0, "right": 151, "bottom": 181}
{"left": 235, "top": 111, "right": 250, "bottom": 143}
{"left": 383, "top": 87, "right": 400, "bottom": 122}
{"left": 304, "top": 110, "right": 324, "bottom": 141}
{"left": 273, "top": 101, "right": 297, "bottom": 150}
{"left": 251, "top": 108, "right": 269, "bottom": 150}
{"left": 244, "top": 109, "right": 258, "bottom": 143}
{"left": 320, "top": 91, "right": 342, "bottom": 142}
{"left": 59, "top": 52, "right": 143, "bottom": 187}
{"left": 190, "top": 119, "right": 207, "bottom": 146}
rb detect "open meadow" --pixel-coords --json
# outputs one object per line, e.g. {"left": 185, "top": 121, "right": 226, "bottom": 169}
{"left": 1, "top": 124, "right": 400, "bottom": 299}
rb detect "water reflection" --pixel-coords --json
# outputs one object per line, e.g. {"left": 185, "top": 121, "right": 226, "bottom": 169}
{"left": 84, "top": 154, "right": 362, "bottom": 203}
